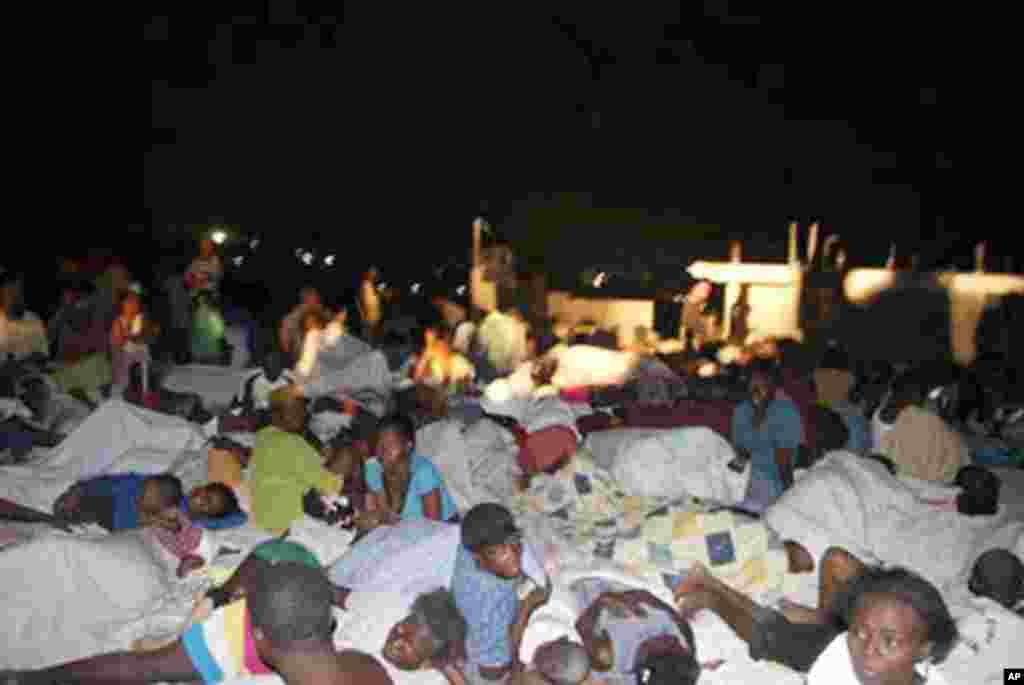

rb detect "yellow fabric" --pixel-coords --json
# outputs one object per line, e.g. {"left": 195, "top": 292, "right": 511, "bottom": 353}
{"left": 50, "top": 353, "right": 112, "bottom": 393}
{"left": 879, "top": 405, "right": 968, "bottom": 482}
{"left": 249, "top": 426, "right": 342, "bottom": 533}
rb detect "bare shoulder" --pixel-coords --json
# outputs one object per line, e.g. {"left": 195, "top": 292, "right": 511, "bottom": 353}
{"left": 335, "top": 649, "right": 395, "bottom": 685}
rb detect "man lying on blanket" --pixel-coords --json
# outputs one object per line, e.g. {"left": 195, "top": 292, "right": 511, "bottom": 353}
{"left": 6, "top": 541, "right": 394, "bottom": 685}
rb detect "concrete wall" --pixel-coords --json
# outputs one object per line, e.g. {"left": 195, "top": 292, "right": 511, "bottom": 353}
{"left": 546, "top": 292, "right": 654, "bottom": 348}
{"left": 548, "top": 268, "right": 1024, "bottom": 365}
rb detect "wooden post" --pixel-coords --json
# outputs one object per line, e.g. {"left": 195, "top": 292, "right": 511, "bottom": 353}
{"left": 806, "top": 222, "right": 819, "bottom": 266}
{"left": 471, "top": 218, "right": 483, "bottom": 318}
{"left": 724, "top": 241, "right": 742, "bottom": 340}
{"left": 787, "top": 222, "right": 799, "bottom": 265}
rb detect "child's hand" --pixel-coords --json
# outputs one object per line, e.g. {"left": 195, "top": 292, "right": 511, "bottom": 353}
{"left": 177, "top": 555, "right": 205, "bottom": 578}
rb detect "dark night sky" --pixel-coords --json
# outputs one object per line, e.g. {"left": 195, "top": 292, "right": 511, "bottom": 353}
{"left": 141, "top": 5, "right": 966, "bottom": 276}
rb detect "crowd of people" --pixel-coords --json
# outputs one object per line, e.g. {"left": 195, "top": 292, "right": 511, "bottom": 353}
{"left": 2, "top": 237, "right": 1023, "bottom": 685}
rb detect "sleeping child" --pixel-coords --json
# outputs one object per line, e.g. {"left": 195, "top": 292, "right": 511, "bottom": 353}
{"left": 50, "top": 473, "right": 243, "bottom": 534}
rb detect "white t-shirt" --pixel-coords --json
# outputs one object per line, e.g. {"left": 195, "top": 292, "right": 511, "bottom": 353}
{"left": 808, "top": 633, "right": 950, "bottom": 685}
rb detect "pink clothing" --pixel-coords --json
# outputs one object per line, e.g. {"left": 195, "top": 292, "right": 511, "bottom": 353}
{"left": 148, "top": 509, "right": 202, "bottom": 560}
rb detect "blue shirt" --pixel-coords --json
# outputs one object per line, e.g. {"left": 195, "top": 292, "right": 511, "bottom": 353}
{"left": 732, "top": 398, "right": 803, "bottom": 500}
{"left": 364, "top": 453, "right": 457, "bottom": 521}
{"left": 74, "top": 472, "right": 247, "bottom": 532}
{"left": 76, "top": 473, "right": 146, "bottom": 531}
{"left": 451, "top": 544, "right": 520, "bottom": 668}
{"left": 835, "top": 404, "right": 871, "bottom": 455}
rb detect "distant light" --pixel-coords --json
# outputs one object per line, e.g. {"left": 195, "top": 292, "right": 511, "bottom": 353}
{"left": 592, "top": 272, "right": 608, "bottom": 287}
{"left": 324, "top": 254, "right": 335, "bottom": 266}
{"left": 456, "top": 285, "right": 466, "bottom": 295}
{"left": 411, "top": 282, "right": 421, "bottom": 293}
{"left": 232, "top": 256, "right": 244, "bottom": 266}
{"left": 211, "top": 230, "right": 228, "bottom": 245}
{"left": 302, "top": 251, "right": 314, "bottom": 265}
{"left": 250, "top": 239, "right": 260, "bottom": 250}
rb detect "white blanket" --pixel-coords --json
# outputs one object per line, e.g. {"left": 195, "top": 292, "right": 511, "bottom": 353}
{"left": 0, "top": 528, "right": 174, "bottom": 669}
{"left": 415, "top": 418, "right": 520, "bottom": 513}
{"left": 584, "top": 427, "right": 749, "bottom": 504}
{"left": 163, "top": 364, "right": 256, "bottom": 411}
{"left": 0, "top": 400, "right": 206, "bottom": 510}
{"left": 764, "top": 452, "right": 1024, "bottom": 593}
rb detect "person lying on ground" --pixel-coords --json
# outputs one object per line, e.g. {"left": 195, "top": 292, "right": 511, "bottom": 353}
{"left": 7, "top": 545, "right": 394, "bottom": 685}
{"left": 676, "top": 545, "right": 969, "bottom": 681}
{"left": 572, "top": 578, "right": 702, "bottom": 685}
{"left": 507, "top": 637, "right": 591, "bottom": 685}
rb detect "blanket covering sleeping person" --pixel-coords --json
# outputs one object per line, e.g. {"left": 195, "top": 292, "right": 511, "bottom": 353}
{"left": 763, "top": 451, "right": 1024, "bottom": 592}
{"left": 877, "top": 405, "right": 968, "bottom": 482}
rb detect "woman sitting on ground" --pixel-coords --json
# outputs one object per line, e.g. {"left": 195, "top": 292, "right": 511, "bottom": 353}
{"left": 358, "top": 413, "right": 458, "bottom": 531}
{"left": 731, "top": 358, "right": 803, "bottom": 512}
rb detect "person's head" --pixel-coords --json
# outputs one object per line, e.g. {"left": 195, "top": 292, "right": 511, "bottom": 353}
{"left": 887, "top": 372, "right": 925, "bottom": 413}
{"left": 633, "top": 651, "right": 701, "bottom": 685}
{"left": 461, "top": 503, "right": 524, "bottom": 579}
{"left": 187, "top": 482, "right": 240, "bottom": 519}
{"left": 365, "top": 267, "right": 379, "bottom": 282}
{"left": 60, "top": 282, "right": 86, "bottom": 306}
{"left": 270, "top": 387, "right": 306, "bottom": 433}
{"left": 533, "top": 637, "right": 591, "bottom": 685}
{"left": 137, "top": 474, "right": 184, "bottom": 521}
{"left": 300, "top": 287, "right": 321, "bottom": 308}
{"left": 383, "top": 589, "right": 467, "bottom": 671}
{"left": 374, "top": 413, "right": 416, "bottom": 471}
{"left": 748, "top": 358, "right": 781, "bottom": 407}
{"left": 248, "top": 563, "right": 335, "bottom": 665}
{"left": 325, "top": 442, "right": 366, "bottom": 479}
{"left": 263, "top": 351, "right": 286, "bottom": 383}
{"left": 120, "top": 292, "right": 141, "bottom": 318}
{"left": 689, "top": 280, "right": 711, "bottom": 303}
{"left": 302, "top": 307, "right": 327, "bottom": 334}
{"left": 954, "top": 465, "right": 1001, "bottom": 516}
{"left": 968, "top": 548, "right": 1024, "bottom": 611}
{"left": 834, "top": 567, "right": 958, "bottom": 685}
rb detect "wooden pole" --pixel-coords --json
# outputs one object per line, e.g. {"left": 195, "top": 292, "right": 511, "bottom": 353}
{"left": 471, "top": 218, "right": 482, "bottom": 318}
{"left": 806, "top": 222, "right": 819, "bottom": 266}
{"left": 787, "top": 222, "right": 799, "bottom": 265}
{"left": 724, "top": 241, "right": 743, "bottom": 340}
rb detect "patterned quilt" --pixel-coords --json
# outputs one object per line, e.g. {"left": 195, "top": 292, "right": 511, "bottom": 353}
{"left": 510, "top": 450, "right": 789, "bottom": 594}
